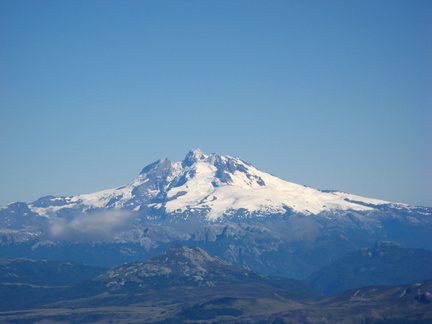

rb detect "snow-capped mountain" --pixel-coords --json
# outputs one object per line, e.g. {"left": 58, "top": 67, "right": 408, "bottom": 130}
{"left": 24, "top": 149, "right": 397, "bottom": 221}
{"left": 0, "top": 149, "right": 431, "bottom": 279}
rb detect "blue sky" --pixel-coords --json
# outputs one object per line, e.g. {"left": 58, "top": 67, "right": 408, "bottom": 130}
{"left": 1, "top": 0, "right": 431, "bottom": 207}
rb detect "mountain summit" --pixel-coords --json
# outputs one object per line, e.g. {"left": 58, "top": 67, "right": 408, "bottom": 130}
{"left": 22, "top": 149, "right": 396, "bottom": 221}
{"left": 95, "top": 244, "right": 263, "bottom": 291}
{"left": 90, "top": 244, "right": 321, "bottom": 300}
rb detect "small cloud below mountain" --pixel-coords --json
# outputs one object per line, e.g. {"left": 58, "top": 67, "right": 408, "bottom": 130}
{"left": 48, "top": 210, "right": 134, "bottom": 242}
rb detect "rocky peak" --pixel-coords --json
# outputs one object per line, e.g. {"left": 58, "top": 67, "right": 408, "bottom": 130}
{"left": 369, "top": 241, "right": 402, "bottom": 258}
{"left": 95, "top": 244, "right": 259, "bottom": 292}
{"left": 152, "top": 244, "right": 225, "bottom": 268}
{"left": 182, "top": 148, "right": 207, "bottom": 167}
{"left": 139, "top": 158, "right": 174, "bottom": 175}
{"left": 373, "top": 241, "right": 402, "bottom": 250}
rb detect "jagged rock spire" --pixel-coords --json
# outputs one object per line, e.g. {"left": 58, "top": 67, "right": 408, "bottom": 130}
{"left": 183, "top": 148, "right": 207, "bottom": 166}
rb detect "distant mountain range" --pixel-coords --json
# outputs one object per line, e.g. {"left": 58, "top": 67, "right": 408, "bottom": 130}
{"left": 0, "top": 258, "right": 106, "bottom": 286}
{"left": 1, "top": 149, "right": 431, "bottom": 279}
{"left": 306, "top": 241, "right": 432, "bottom": 296}
{"left": 0, "top": 245, "right": 431, "bottom": 323}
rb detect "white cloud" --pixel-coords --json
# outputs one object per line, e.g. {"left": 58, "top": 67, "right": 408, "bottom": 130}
{"left": 48, "top": 210, "right": 134, "bottom": 242}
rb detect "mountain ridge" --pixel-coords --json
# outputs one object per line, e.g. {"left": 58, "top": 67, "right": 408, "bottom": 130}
{"left": 0, "top": 245, "right": 431, "bottom": 323}
{"left": 89, "top": 244, "right": 321, "bottom": 299}
{"left": 306, "top": 241, "right": 432, "bottom": 296}
{"left": 5, "top": 149, "right": 408, "bottom": 221}
{"left": 1, "top": 149, "right": 431, "bottom": 279}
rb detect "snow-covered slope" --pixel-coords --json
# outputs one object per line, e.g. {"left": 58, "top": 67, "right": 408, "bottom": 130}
{"left": 26, "top": 149, "right": 396, "bottom": 221}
